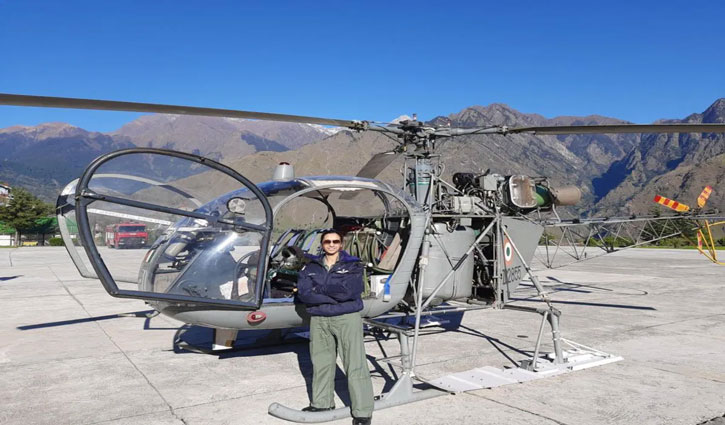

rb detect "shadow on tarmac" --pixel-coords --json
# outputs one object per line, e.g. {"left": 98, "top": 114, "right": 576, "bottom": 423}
{"left": 510, "top": 298, "right": 656, "bottom": 310}
{"left": 172, "top": 325, "right": 397, "bottom": 407}
{"left": 171, "top": 312, "right": 470, "bottom": 406}
{"left": 16, "top": 309, "right": 160, "bottom": 330}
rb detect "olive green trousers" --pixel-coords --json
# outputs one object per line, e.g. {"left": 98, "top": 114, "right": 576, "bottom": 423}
{"left": 309, "top": 312, "right": 374, "bottom": 418}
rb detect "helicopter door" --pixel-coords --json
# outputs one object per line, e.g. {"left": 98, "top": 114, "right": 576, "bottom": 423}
{"left": 63, "top": 148, "right": 273, "bottom": 310}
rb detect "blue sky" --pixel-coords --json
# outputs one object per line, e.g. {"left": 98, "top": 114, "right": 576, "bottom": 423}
{"left": 1, "top": 0, "right": 723, "bottom": 132}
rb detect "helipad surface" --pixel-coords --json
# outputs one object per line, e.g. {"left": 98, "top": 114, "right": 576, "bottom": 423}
{"left": 1, "top": 247, "right": 724, "bottom": 425}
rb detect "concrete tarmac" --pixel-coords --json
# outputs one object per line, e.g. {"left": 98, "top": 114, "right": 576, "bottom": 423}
{"left": 1, "top": 247, "right": 724, "bottom": 425}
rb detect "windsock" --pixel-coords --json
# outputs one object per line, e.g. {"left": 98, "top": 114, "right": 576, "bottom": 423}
{"left": 697, "top": 186, "right": 713, "bottom": 208}
{"left": 653, "top": 195, "right": 690, "bottom": 212}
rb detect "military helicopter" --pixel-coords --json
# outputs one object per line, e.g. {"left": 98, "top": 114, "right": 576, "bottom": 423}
{"left": 2, "top": 93, "right": 725, "bottom": 423}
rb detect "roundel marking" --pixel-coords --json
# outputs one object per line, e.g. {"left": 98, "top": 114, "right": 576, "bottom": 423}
{"left": 503, "top": 237, "right": 514, "bottom": 266}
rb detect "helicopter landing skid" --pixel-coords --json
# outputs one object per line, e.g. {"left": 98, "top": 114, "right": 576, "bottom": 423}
{"left": 267, "top": 342, "right": 621, "bottom": 424}
{"left": 268, "top": 321, "right": 449, "bottom": 423}
{"left": 268, "top": 306, "right": 622, "bottom": 423}
{"left": 268, "top": 374, "right": 444, "bottom": 423}
{"left": 429, "top": 340, "right": 623, "bottom": 393}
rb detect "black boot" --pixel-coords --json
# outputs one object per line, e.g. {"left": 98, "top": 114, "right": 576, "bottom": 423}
{"left": 352, "top": 417, "right": 371, "bottom": 425}
{"left": 302, "top": 405, "right": 335, "bottom": 412}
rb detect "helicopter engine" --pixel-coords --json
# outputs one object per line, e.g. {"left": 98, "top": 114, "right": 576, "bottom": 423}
{"left": 449, "top": 172, "right": 581, "bottom": 214}
{"left": 409, "top": 171, "right": 581, "bottom": 306}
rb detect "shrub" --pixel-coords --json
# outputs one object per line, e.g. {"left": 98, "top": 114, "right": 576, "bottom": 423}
{"left": 49, "top": 237, "right": 64, "bottom": 246}
{"left": 539, "top": 232, "right": 555, "bottom": 244}
{"left": 588, "top": 236, "right": 634, "bottom": 248}
{"left": 666, "top": 237, "right": 690, "bottom": 248}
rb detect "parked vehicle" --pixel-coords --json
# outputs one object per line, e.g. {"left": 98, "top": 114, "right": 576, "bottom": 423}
{"left": 105, "top": 223, "right": 148, "bottom": 249}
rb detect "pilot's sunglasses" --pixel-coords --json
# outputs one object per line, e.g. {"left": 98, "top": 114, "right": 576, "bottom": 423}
{"left": 322, "top": 239, "right": 341, "bottom": 245}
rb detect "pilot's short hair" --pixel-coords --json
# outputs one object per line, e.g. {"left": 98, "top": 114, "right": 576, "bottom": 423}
{"left": 320, "top": 228, "right": 343, "bottom": 241}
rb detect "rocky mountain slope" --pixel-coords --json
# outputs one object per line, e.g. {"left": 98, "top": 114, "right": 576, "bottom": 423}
{"left": 1, "top": 116, "right": 332, "bottom": 202}
{"left": 112, "top": 115, "right": 334, "bottom": 160}
{"left": 593, "top": 99, "right": 725, "bottom": 215}
{"left": 607, "top": 152, "right": 725, "bottom": 216}
{"left": 197, "top": 104, "right": 638, "bottom": 217}
{"left": 2, "top": 99, "right": 723, "bottom": 216}
{"left": 212, "top": 100, "right": 723, "bottom": 216}
{"left": 0, "top": 123, "right": 135, "bottom": 201}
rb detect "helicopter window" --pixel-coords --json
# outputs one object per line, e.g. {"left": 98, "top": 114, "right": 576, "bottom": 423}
{"left": 81, "top": 200, "right": 185, "bottom": 287}
{"left": 148, "top": 220, "right": 265, "bottom": 302}
{"left": 264, "top": 186, "right": 410, "bottom": 301}
{"left": 273, "top": 196, "right": 332, "bottom": 239}
{"left": 199, "top": 180, "right": 308, "bottom": 216}
{"left": 71, "top": 150, "right": 273, "bottom": 309}
{"left": 56, "top": 179, "right": 97, "bottom": 279}
{"left": 91, "top": 152, "right": 254, "bottom": 208}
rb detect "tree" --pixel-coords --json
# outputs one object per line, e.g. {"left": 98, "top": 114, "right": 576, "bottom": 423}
{"left": 31, "top": 216, "right": 59, "bottom": 246}
{"left": 0, "top": 187, "right": 54, "bottom": 246}
{"left": 0, "top": 221, "right": 14, "bottom": 235}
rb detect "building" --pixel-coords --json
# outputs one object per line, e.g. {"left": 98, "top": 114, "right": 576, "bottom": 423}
{"left": 0, "top": 182, "right": 10, "bottom": 206}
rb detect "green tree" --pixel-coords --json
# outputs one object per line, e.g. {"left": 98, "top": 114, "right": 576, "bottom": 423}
{"left": 0, "top": 221, "right": 15, "bottom": 235}
{"left": 659, "top": 219, "right": 697, "bottom": 247}
{"left": 31, "top": 216, "right": 59, "bottom": 246}
{"left": 0, "top": 187, "right": 54, "bottom": 246}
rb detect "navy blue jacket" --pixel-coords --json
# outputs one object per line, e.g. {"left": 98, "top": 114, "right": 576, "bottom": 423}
{"left": 296, "top": 250, "right": 364, "bottom": 317}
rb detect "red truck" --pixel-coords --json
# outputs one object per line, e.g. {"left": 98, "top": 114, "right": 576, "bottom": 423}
{"left": 105, "top": 223, "right": 148, "bottom": 249}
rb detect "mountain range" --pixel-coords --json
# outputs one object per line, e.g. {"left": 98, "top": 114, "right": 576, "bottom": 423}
{"left": 1, "top": 99, "right": 723, "bottom": 215}
{"left": 0, "top": 117, "right": 333, "bottom": 201}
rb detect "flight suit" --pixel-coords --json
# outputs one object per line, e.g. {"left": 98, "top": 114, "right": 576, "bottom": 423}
{"left": 296, "top": 251, "right": 374, "bottom": 419}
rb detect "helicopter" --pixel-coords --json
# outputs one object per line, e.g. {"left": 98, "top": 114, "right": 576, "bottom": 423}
{"left": 2, "top": 93, "right": 725, "bottom": 423}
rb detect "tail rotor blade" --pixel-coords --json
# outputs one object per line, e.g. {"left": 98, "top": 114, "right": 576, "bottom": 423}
{"left": 653, "top": 195, "right": 691, "bottom": 212}
{"left": 697, "top": 186, "right": 713, "bottom": 208}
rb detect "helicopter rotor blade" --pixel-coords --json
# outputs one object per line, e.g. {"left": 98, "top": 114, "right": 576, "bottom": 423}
{"left": 502, "top": 124, "right": 725, "bottom": 135}
{"left": 355, "top": 151, "right": 402, "bottom": 179}
{"left": 0, "top": 93, "right": 365, "bottom": 129}
{"left": 338, "top": 151, "right": 402, "bottom": 200}
{"left": 7, "top": 93, "right": 725, "bottom": 136}
{"left": 508, "top": 123, "right": 725, "bottom": 135}
{"left": 444, "top": 123, "right": 725, "bottom": 136}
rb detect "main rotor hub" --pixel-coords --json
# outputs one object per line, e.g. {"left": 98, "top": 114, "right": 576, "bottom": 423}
{"left": 395, "top": 119, "right": 437, "bottom": 152}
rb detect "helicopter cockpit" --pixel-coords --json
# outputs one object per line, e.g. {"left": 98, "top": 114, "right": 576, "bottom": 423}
{"left": 56, "top": 149, "right": 416, "bottom": 312}
{"left": 138, "top": 176, "right": 414, "bottom": 305}
{"left": 267, "top": 176, "right": 413, "bottom": 301}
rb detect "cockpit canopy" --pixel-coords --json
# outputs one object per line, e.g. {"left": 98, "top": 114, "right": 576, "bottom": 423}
{"left": 57, "top": 149, "right": 415, "bottom": 310}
